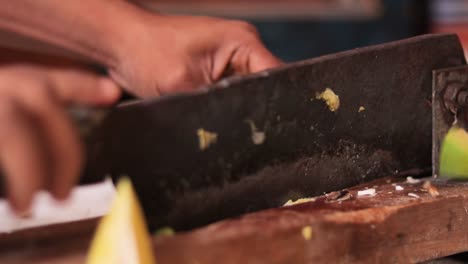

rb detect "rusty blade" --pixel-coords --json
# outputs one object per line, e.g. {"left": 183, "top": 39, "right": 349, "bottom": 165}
{"left": 84, "top": 34, "right": 465, "bottom": 231}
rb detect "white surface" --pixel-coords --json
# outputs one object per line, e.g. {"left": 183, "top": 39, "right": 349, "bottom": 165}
{"left": 0, "top": 179, "right": 115, "bottom": 233}
{"left": 406, "top": 176, "right": 421, "bottom": 184}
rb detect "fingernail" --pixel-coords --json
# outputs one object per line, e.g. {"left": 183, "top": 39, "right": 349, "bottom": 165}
{"left": 98, "top": 78, "right": 121, "bottom": 101}
{"left": 10, "top": 202, "right": 32, "bottom": 218}
{"left": 52, "top": 189, "right": 71, "bottom": 201}
{"left": 17, "top": 208, "right": 32, "bottom": 218}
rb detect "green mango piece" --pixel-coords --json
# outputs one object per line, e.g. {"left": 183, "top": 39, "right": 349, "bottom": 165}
{"left": 440, "top": 126, "right": 468, "bottom": 179}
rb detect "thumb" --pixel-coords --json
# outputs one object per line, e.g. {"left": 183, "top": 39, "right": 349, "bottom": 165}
{"left": 247, "top": 44, "right": 283, "bottom": 73}
{"left": 225, "top": 42, "right": 283, "bottom": 78}
{"left": 51, "top": 68, "right": 121, "bottom": 105}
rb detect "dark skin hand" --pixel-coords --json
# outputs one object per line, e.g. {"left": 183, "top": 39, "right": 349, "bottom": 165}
{"left": 109, "top": 14, "right": 282, "bottom": 96}
{"left": 0, "top": 1, "right": 281, "bottom": 213}
{"left": 0, "top": 1, "right": 282, "bottom": 97}
{"left": 0, "top": 49, "right": 120, "bottom": 215}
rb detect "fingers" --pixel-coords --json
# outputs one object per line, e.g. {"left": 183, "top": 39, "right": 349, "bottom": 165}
{"left": 222, "top": 21, "right": 282, "bottom": 75}
{"left": 0, "top": 60, "right": 119, "bottom": 214}
{"left": 225, "top": 38, "right": 282, "bottom": 77}
{"left": 0, "top": 99, "right": 48, "bottom": 214}
{"left": 24, "top": 90, "right": 83, "bottom": 200}
{"left": 50, "top": 68, "right": 121, "bottom": 105}
{"left": 0, "top": 89, "right": 84, "bottom": 214}
{"left": 0, "top": 47, "right": 121, "bottom": 104}
{"left": 247, "top": 43, "right": 283, "bottom": 73}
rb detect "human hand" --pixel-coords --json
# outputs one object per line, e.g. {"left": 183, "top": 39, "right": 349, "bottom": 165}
{"left": 0, "top": 50, "right": 120, "bottom": 215}
{"left": 109, "top": 14, "right": 282, "bottom": 97}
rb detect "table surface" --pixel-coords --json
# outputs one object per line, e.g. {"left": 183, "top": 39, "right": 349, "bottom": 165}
{"left": 2, "top": 177, "right": 468, "bottom": 264}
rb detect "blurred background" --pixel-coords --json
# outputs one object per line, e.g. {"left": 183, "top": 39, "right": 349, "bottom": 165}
{"left": 2, "top": 1, "right": 468, "bottom": 64}
{"left": 133, "top": 0, "right": 468, "bottom": 61}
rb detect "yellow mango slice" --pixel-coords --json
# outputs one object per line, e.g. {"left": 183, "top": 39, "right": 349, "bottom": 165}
{"left": 86, "top": 178, "right": 156, "bottom": 264}
{"left": 440, "top": 126, "right": 468, "bottom": 179}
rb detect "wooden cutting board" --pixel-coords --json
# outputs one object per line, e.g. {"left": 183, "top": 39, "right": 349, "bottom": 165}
{"left": 1, "top": 177, "right": 468, "bottom": 264}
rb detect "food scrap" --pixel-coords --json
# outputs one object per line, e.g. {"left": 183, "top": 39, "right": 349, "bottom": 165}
{"left": 357, "top": 188, "right": 376, "bottom": 197}
{"left": 283, "top": 197, "right": 315, "bottom": 206}
{"left": 394, "top": 185, "right": 404, "bottom": 191}
{"left": 358, "top": 106, "right": 366, "bottom": 112}
{"left": 406, "top": 176, "right": 420, "bottom": 184}
{"left": 245, "top": 120, "right": 266, "bottom": 145}
{"left": 423, "top": 181, "right": 440, "bottom": 197}
{"left": 315, "top": 88, "right": 340, "bottom": 112}
{"left": 301, "top": 226, "right": 313, "bottom": 241}
{"left": 197, "top": 128, "right": 218, "bottom": 150}
{"left": 408, "top": 193, "right": 420, "bottom": 199}
{"left": 154, "top": 227, "right": 175, "bottom": 237}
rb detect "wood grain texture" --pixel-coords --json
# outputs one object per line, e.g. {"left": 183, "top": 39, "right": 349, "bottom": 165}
{"left": 2, "top": 178, "right": 468, "bottom": 263}
{"left": 0, "top": 218, "right": 98, "bottom": 264}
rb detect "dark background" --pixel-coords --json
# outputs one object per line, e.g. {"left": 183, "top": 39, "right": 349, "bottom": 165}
{"left": 254, "top": 0, "right": 428, "bottom": 61}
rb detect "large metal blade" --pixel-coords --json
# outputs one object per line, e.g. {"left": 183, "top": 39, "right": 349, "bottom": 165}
{"left": 85, "top": 34, "right": 465, "bottom": 231}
